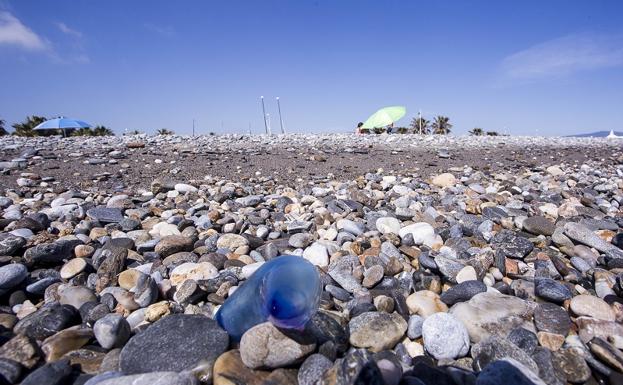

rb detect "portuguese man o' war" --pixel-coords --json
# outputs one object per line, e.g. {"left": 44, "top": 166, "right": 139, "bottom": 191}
{"left": 215, "top": 255, "right": 322, "bottom": 341}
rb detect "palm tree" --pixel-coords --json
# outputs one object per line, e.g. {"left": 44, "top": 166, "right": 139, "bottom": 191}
{"left": 0, "top": 118, "right": 7, "bottom": 136}
{"left": 432, "top": 116, "right": 452, "bottom": 135}
{"left": 469, "top": 128, "right": 484, "bottom": 136}
{"left": 410, "top": 117, "right": 430, "bottom": 134}
{"left": 128, "top": 129, "right": 142, "bottom": 135}
{"left": 157, "top": 128, "right": 174, "bottom": 135}
{"left": 12, "top": 116, "right": 46, "bottom": 137}
{"left": 92, "top": 125, "right": 114, "bottom": 136}
{"left": 71, "top": 127, "right": 94, "bottom": 136}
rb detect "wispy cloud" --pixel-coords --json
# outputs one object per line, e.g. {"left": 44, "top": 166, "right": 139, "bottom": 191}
{"left": 500, "top": 33, "right": 623, "bottom": 81}
{"left": 56, "top": 22, "right": 82, "bottom": 39}
{"left": 144, "top": 23, "right": 175, "bottom": 37}
{"left": 0, "top": 11, "right": 48, "bottom": 50}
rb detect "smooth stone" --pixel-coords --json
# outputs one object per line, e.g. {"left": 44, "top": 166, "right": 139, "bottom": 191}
{"left": 59, "top": 286, "right": 97, "bottom": 310}
{"left": 97, "top": 372, "right": 198, "bottom": 385}
{"left": 216, "top": 255, "right": 322, "bottom": 341}
{"left": 303, "top": 242, "right": 329, "bottom": 267}
{"left": 87, "top": 207, "right": 124, "bottom": 224}
{"left": 14, "top": 303, "right": 79, "bottom": 340}
{"left": 240, "top": 321, "right": 316, "bottom": 369}
{"left": 422, "top": 312, "right": 470, "bottom": 360}
{"left": 94, "top": 314, "right": 131, "bottom": 349}
{"left": 0, "top": 334, "right": 40, "bottom": 369}
{"left": 0, "top": 263, "right": 28, "bottom": 290}
{"left": 522, "top": 216, "right": 555, "bottom": 236}
{"left": 336, "top": 219, "right": 364, "bottom": 236}
{"left": 349, "top": 311, "right": 407, "bottom": 352}
{"left": 0, "top": 357, "right": 22, "bottom": 384}
{"left": 407, "top": 315, "right": 424, "bottom": 340}
{"left": 170, "top": 262, "right": 218, "bottom": 286}
{"left": 154, "top": 235, "right": 193, "bottom": 257}
{"left": 174, "top": 183, "right": 197, "bottom": 193}
{"left": 0, "top": 234, "right": 27, "bottom": 256}
{"left": 432, "top": 173, "right": 457, "bottom": 188}
{"left": 534, "top": 278, "right": 572, "bottom": 304}
{"left": 41, "top": 327, "right": 93, "bottom": 361}
{"left": 298, "top": 354, "right": 333, "bottom": 385}
{"left": 149, "top": 222, "right": 180, "bottom": 237}
{"left": 472, "top": 336, "right": 540, "bottom": 374}
{"left": 455, "top": 266, "right": 477, "bottom": 283}
{"left": 20, "top": 359, "right": 72, "bottom": 385}
{"left": 23, "top": 241, "right": 75, "bottom": 266}
{"left": 476, "top": 358, "right": 546, "bottom": 385}
{"left": 507, "top": 327, "right": 538, "bottom": 354}
{"left": 449, "top": 292, "right": 536, "bottom": 343}
{"left": 399, "top": 223, "right": 436, "bottom": 246}
{"left": 533, "top": 303, "right": 571, "bottom": 336}
{"left": 213, "top": 350, "right": 270, "bottom": 385}
{"left": 376, "top": 217, "right": 401, "bottom": 235}
{"left": 26, "top": 277, "right": 60, "bottom": 295}
{"left": 289, "top": 233, "right": 312, "bottom": 248}
{"left": 216, "top": 234, "right": 248, "bottom": 250}
{"left": 564, "top": 222, "right": 616, "bottom": 253}
{"left": 569, "top": 294, "right": 615, "bottom": 321}
{"left": 60, "top": 258, "right": 87, "bottom": 279}
{"left": 120, "top": 314, "right": 228, "bottom": 374}
{"left": 537, "top": 331, "right": 565, "bottom": 351}
{"left": 440, "top": 280, "right": 487, "bottom": 306}
{"left": 406, "top": 290, "right": 448, "bottom": 318}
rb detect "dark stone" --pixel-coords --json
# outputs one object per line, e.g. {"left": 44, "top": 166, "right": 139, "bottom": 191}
{"left": 476, "top": 359, "right": 544, "bottom": 385}
{"left": 471, "top": 336, "right": 539, "bottom": 375}
{"left": 350, "top": 302, "right": 376, "bottom": 319}
{"left": 23, "top": 240, "right": 77, "bottom": 266}
{"left": 20, "top": 359, "right": 72, "bottom": 385}
{"left": 535, "top": 278, "right": 572, "bottom": 304}
{"left": 26, "top": 277, "right": 61, "bottom": 295}
{"left": 491, "top": 230, "right": 534, "bottom": 259}
{"left": 612, "top": 233, "right": 623, "bottom": 249}
{"left": 305, "top": 311, "right": 349, "bottom": 354}
{"left": 440, "top": 280, "right": 487, "bottom": 306}
{"left": 532, "top": 347, "right": 564, "bottom": 385}
{"left": 0, "top": 234, "right": 26, "bottom": 256}
{"left": 523, "top": 216, "right": 556, "bottom": 236}
{"left": 119, "top": 314, "right": 228, "bottom": 374}
{"left": 402, "top": 362, "right": 456, "bottom": 385}
{"left": 86, "top": 207, "right": 124, "bottom": 224}
{"left": 319, "top": 349, "right": 384, "bottom": 385}
{"left": 534, "top": 303, "right": 572, "bottom": 336}
{"left": 507, "top": 328, "right": 538, "bottom": 355}
{"left": 0, "top": 357, "right": 22, "bottom": 384}
{"left": 14, "top": 302, "right": 79, "bottom": 340}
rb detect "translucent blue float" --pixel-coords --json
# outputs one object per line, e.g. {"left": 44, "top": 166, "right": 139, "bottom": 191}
{"left": 215, "top": 255, "right": 322, "bottom": 341}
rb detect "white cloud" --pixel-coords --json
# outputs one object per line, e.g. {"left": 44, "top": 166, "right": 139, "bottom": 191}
{"left": 0, "top": 11, "right": 48, "bottom": 50}
{"left": 56, "top": 22, "right": 82, "bottom": 38}
{"left": 501, "top": 33, "right": 623, "bottom": 81}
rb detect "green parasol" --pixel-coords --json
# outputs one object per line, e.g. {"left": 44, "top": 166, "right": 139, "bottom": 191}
{"left": 362, "top": 106, "right": 406, "bottom": 129}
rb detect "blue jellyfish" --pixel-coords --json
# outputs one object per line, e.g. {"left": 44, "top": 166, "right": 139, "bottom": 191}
{"left": 215, "top": 255, "right": 322, "bottom": 341}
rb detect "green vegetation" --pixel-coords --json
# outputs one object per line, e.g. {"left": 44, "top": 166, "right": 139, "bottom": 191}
{"left": 0, "top": 118, "right": 7, "bottom": 136}
{"left": 12, "top": 115, "right": 46, "bottom": 136}
{"left": 410, "top": 117, "right": 430, "bottom": 134}
{"left": 157, "top": 128, "right": 175, "bottom": 135}
{"left": 432, "top": 115, "right": 452, "bottom": 135}
{"left": 469, "top": 128, "right": 484, "bottom": 136}
{"left": 71, "top": 125, "right": 115, "bottom": 136}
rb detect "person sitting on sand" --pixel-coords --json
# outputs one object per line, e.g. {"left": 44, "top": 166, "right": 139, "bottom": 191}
{"left": 356, "top": 122, "right": 370, "bottom": 135}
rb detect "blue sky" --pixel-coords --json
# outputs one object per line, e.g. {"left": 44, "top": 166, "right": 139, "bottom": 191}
{"left": 1, "top": 0, "right": 622, "bottom": 136}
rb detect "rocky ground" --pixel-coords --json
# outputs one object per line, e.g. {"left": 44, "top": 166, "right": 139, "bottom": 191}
{"left": 0, "top": 134, "right": 623, "bottom": 385}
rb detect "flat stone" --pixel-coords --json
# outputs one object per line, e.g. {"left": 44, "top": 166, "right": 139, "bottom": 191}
{"left": 59, "top": 285, "right": 97, "bottom": 310}
{"left": 569, "top": 294, "right": 615, "bottom": 321}
{"left": 328, "top": 255, "right": 362, "bottom": 293}
{"left": 491, "top": 230, "right": 533, "bottom": 259}
{"left": 522, "top": 216, "right": 555, "bottom": 236}
{"left": 303, "top": 242, "right": 329, "bottom": 267}
{"left": 406, "top": 290, "right": 448, "bottom": 318}
{"left": 0, "top": 263, "right": 28, "bottom": 290}
{"left": 20, "top": 359, "right": 72, "bottom": 385}
{"left": 240, "top": 322, "right": 316, "bottom": 369}
{"left": 298, "top": 354, "right": 333, "bottom": 385}
{"left": 564, "top": 222, "right": 617, "bottom": 253}
{"left": 533, "top": 303, "right": 571, "bottom": 336}
{"left": 23, "top": 240, "right": 75, "bottom": 266}
{"left": 213, "top": 350, "right": 270, "bottom": 385}
{"left": 348, "top": 311, "right": 407, "bottom": 352}
{"left": 551, "top": 348, "right": 591, "bottom": 384}
{"left": 170, "top": 262, "right": 218, "bottom": 286}
{"left": 534, "top": 278, "right": 572, "bottom": 304}
{"left": 476, "top": 358, "right": 546, "bottom": 385}
{"left": 155, "top": 235, "right": 194, "bottom": 257}
{"left": 87, "top": 207, "right": 124, "bottom": 223}
{"left": 376, "top": 217, "right": 401, "bottom": 235}
{"left": 0, "top": 334, "right": 40, "bottom": 368}
{"left": 96, "top": 372, "right": 198, "bottom": 385}
{"left": 60, "top": 258, "right": 87, "bottom": 279}
{"left": 422, "top": 312, "right": 470, "bottom": 360}
{"left": 41, "top": 327, "right": 93, "bottom": 361}
{"left": 0, "top": 234, "right": 26, "bottom": 256}
{"left": 120, "top": 314, "right": 228, "bottom": 374}
{"left": 440, "top": 280, "right": 487, "bottom": 306}
{"left": 472, "top": 336, "right": 540, "bottom": 375}
{"left": 449, "top": 292, "right": 536, "bottom": 343}
{"left": 14, "top": 303, "right": 79, "bottom": 340}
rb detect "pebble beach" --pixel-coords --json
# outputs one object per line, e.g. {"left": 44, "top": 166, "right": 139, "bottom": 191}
{"left": 1, "top": 133, "right": 623, "bottom": 385}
